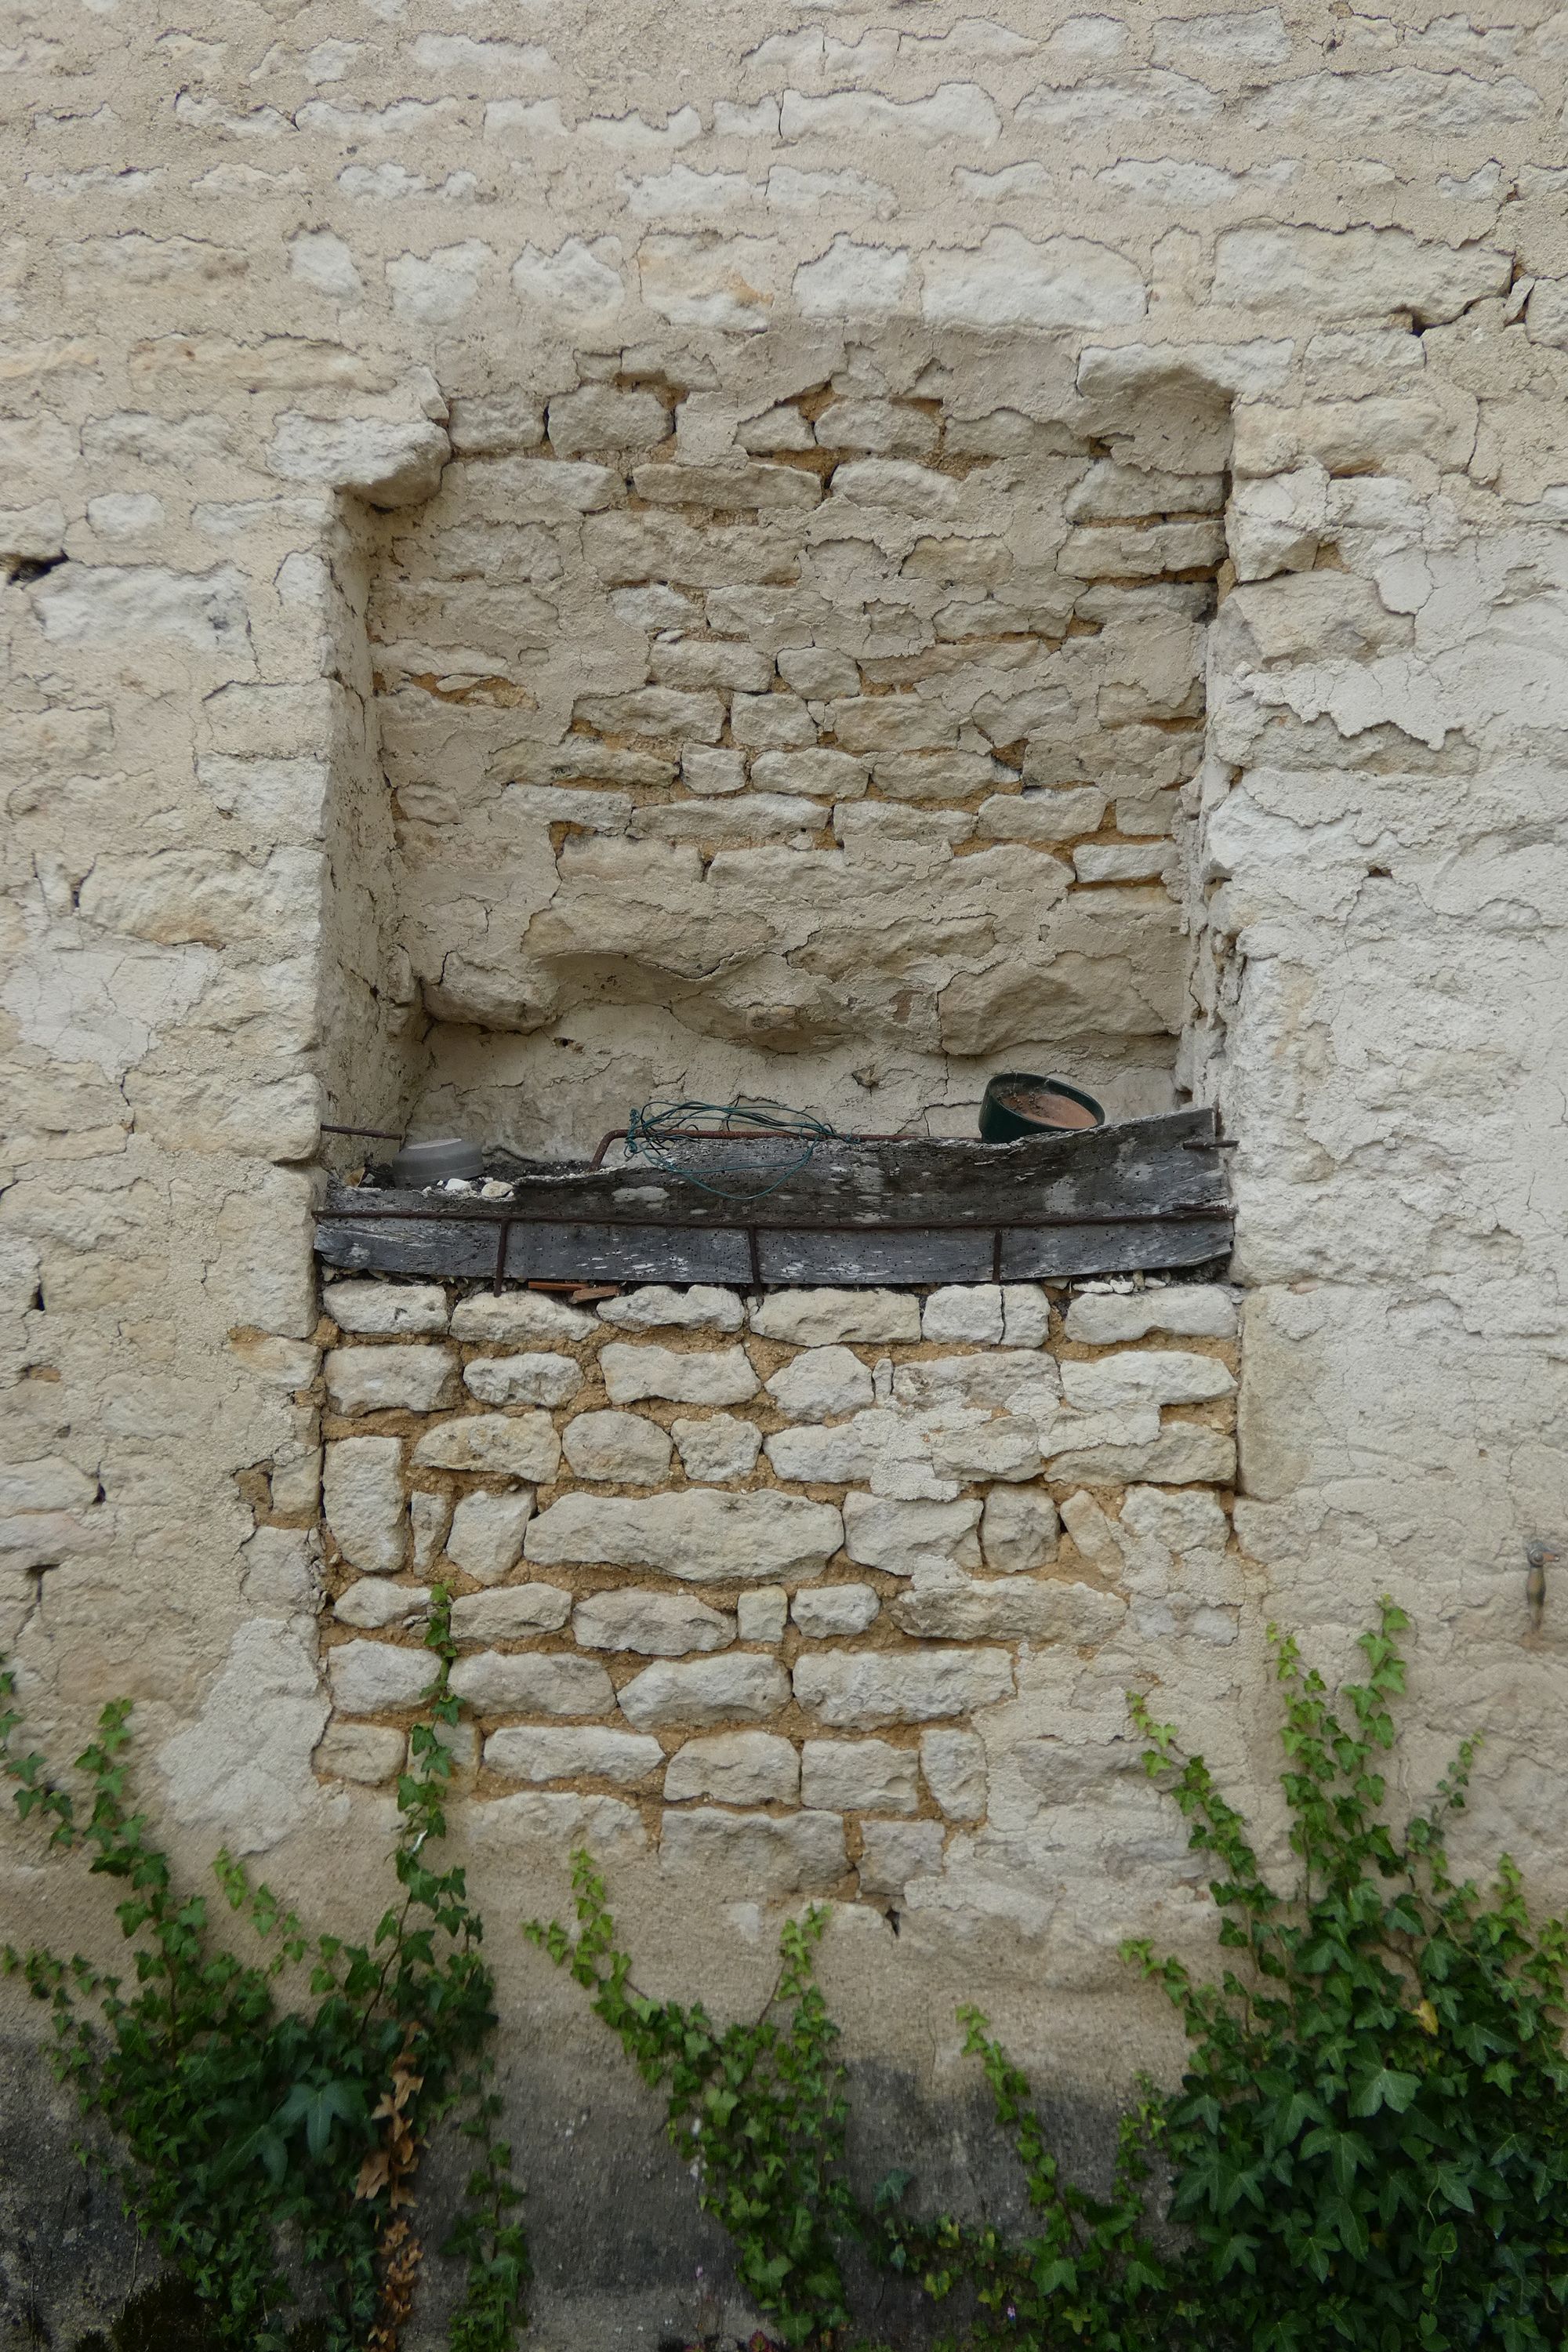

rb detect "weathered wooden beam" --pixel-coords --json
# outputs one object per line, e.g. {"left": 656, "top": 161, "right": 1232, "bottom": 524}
{"left": 314, "top": 1110, "right": 1234, "bottom": 1289}
{"left": 477, "top": 1106, "right": 1227, "bottom": 1229}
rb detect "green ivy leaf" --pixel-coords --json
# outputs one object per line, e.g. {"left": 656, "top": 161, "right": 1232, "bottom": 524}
{"left": 1349, "top": 2067, "right": 1422, "bottom": 2117}
{"left": 274, "top": 2077, "right": 366, "bottom": 2161}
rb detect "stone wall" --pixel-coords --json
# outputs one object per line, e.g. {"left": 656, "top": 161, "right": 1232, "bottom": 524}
{"left": 5, "top": 0, "right": 1568, "bottom": 2339}
{"left": 314, "top": 1273, "right": 1237, "bottom": 1906}
{"left": 376, "top": 366, "right": 1218, "bottom": 1149}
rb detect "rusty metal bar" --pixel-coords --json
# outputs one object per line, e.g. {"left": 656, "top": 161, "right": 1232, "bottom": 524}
{"left": 314, "top": 1200, "right": 1229, "bottom": 1234}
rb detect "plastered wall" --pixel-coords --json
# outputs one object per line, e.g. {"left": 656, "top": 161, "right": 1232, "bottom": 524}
{"left": 4, "top": 1, "right": 1568, "bottom": 2340}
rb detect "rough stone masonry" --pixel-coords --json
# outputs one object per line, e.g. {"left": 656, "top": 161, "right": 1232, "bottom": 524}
{"left": 2, "top": 0, "right": 1568, "bottom": 2342}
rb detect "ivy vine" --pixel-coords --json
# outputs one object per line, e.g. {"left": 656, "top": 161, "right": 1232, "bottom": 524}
{"left": 539, "top": 1601, "right": 1568, "bottom": 2352}
{"left": 0, "top": 1589, "right": 527, "bottom": 2352}
{"left": 1125, "top": 1599, "right": 1568, "bottom": 2349}
{"left": 10, "top": 1595, "right": 1566, "bottom": 2351}
{"left": 527, "top": 1863, "right": 855, "bottom": 2348}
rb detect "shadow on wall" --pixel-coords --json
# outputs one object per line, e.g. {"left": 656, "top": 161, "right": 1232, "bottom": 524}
{"left": 0, "top": 2036, "right": 141, "bottom": 2352}
{"left": 0, "top": 2023, "right": 1133, "bottom": 2352}
{"left": 337, "top": 324, "right": 1236, "bottom": 1163}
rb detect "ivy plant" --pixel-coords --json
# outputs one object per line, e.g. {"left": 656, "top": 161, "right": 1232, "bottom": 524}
{"left": 0, "top": 1590, "right": 527, "bottom": 2352}
{"left": 876, "top": 2011, "right": 1177, "bottom": 2351}
{"left": 527, "top": 1853, "right": 858, "bottom": 2347}
{"left": 541, "top": 1604, "right": 1568, "bottom": 2352}
{"left": 1126, "top": 1598, "right": 1568, "bottom": 2350}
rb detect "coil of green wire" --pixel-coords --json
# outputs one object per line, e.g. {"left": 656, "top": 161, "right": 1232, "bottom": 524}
{"left": 622, "top": 1097, "right": 837, "bottom": 1203}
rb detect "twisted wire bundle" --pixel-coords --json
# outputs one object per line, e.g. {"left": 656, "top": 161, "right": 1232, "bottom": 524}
{"left": 622, "top": 1097, "right": 837, "bottom": 1203}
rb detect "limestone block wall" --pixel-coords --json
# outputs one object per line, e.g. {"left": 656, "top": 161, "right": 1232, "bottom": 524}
{"left": 315, "top": 1272, "right": 1238, "bottom": 1913}
{"left": 376, "top": 368, "right": 1218, "bottom": 1150}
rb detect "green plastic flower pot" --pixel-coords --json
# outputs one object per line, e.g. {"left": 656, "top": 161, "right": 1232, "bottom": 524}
{"left": 978, "top": 1073, "right": 1105, "bottom": 1143}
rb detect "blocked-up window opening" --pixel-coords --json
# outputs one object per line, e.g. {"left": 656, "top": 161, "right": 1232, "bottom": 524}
{"left": 366, "top": 353, "right": 1226, "bottom": 1160}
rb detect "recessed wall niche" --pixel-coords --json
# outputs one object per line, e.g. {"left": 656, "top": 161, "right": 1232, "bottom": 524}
{"left": 365, "top": 338, "right": 1229, "bottom": 1158}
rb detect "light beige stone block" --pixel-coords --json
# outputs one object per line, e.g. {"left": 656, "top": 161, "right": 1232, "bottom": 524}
{"left": 1064, "top": 1287, "right": 1238, "bottom": 1343}
{"left": 893, "top": 1354, "right": 1062, "bottom": 1414}
{"left": 892, "top": 1574, "right": 1124, "bottom": 1642}
{"left": 922, "top": 1285, "right": 1004, "bottom": 1344}
{"left": 470, "top": 1792, "right": 646, "bottom": 1859}
{"left": 325, "top": 1345, "right": 459, "bottom": 1415}
{"left": 927, "top": 1418, "right": 1044, "bottom": 1483}
{"left": 737, "top": 1586, "right": 788, "bottom": 1643}
{"left": 843, "top": 1494, "right": 982, "bottom": 1576}
{"left": 335, "top": 1577, "right": 430, "bottom": 1630}
{"left": 548, "top": 386, "right": 670, "bottom": 454}
{"left": 410, "top": 1492, "right": 452, "bottom": 1573}
{"left": 451, "top": 1292, "right": 597, "bottom": 1343}
{"left": 525, "top": 1489, "right": 842, "bottom": 1582}
{"left": 750, "top": 750, "right": 869, "bottom": 800}
{"left": 800, "top": 1739, "right": 916, "bottom": 1813}
{"left": 793, "top": 1650, "right": 1014, "bottom": 1727}
{"left": 597, "top": 1284, "right": 744, "bottom": 1332}
{"left": 463, "top": 1353, "right": 584, "bottom": 1407}
{"left": 316, "top": 1723, "right": 407, "bottom": 1784}
{"left": 485, "top": 1726, "right": 664, "bottom": 1785}
{"left": 920, "top": 1730, "right": 988, "bottom": 1820}
{"left": 1048, "top": 1427, "right": 1237, "bottom": 1485}
{"left": 325, "top": 1281, "right": 448, "bottom": 1336}
{"left": 448, "top": 1651, "right": 616, "bottom": 1715}
{"left": 328, "top": 1640, "right": 434, "bottom": 1715}
{"left": 791, "top": 1584, "right": 880, "bottom": 1637}
{"left": 561, "top": 1410, "right": 674, "bottom": 1482}
{"left": 618, "top": 1654, "right": 791, "bottom": 1729}
{"left": 600, "top": 1342, "right": 759, "bottom": 1406}
{"left": 858, "top": 1818, "right": 944, "bottom": 1897}
{"left": 1060, "top": 1352, "right": 1236, "bottom": 1411}
{"left": 573, "top": 1588, "right": 735, "bottom": 1655}
{"left": 980, "top": 1486, "right": 1059, "bottom": 1572}
{"left": 411, "top": 1412, "right": 561, "bottom": 1480}
{"left": 449, "top": 1584, "right": 573, "bottom": 1639}
{"left": 663, "top": 1731, "right": 799, "bottom": 1804}
{"left": 765, "top": 1348, "right": 873, "bottom": 1421}
{"left": 445, "top": 1489, "right": 535, "bottom": 1584}
{"left": 671, "top": 1414, "right": 762, "bottom": 1482}
{"left": 324, "top": 1437, "right": 407, "bottom": 1575}
{"left": 750, "top": 1290, "right": 922, "bottom": 1345}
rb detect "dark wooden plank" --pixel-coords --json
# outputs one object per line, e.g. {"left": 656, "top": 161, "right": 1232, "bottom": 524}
{"left": 500, "top": 1224, "right": 752, "bottom": 1283}
{"left": 357, "top": 1109, "right": 1226, "bottom": 1230}
{"left": 760, "top": 1220, "right": 1230, "bottom": 1284}
{"left": 1000, "top": 1217, "right": 1233, "bottom": 1279}
{"left": 761, "top": 1230, "right": 997, "bottom": 1285}
{"left": 488, "top": 1109, "right": 1225, "bottom": 1228}
{"left": 315, "top": 1110, "right": 1233, "bottom": 1288}
{"left": 315, "top": 1218, "right": 755, "bottom": 1285}
{"left": 316, "top": 1221, "right": 503, "bottom": 1281}
{"left": 315, "top": 1214, "right": 1234, "bottom": 1289}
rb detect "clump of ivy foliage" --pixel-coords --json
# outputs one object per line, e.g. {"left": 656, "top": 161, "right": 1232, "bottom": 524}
{"left": 0, "top": 1590, "right": 527, "bottom": 2352}
{"left": 538, "top": 1602, "right": 1568, "bottom": 2351}
{"left": 1125, "top": 1598, "right": 1568, "bottom": 2350}
{"left": 527, "top": 1864, "right": 856, "bottom": 2347}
